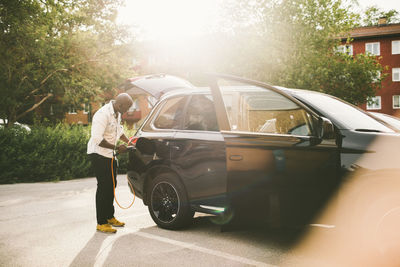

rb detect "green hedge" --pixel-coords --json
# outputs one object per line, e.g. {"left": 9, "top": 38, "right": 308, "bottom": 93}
{"left": 0, "top": 124, "right": 131, "bottom": 184}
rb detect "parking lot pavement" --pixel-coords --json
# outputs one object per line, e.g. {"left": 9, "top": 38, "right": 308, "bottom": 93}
{"left": 0, "top": 176, "right": 298, "bottom": 267}
{"left": 0, "top": 176, "right": 149, "bottom": 267}
{"left": 3, "top": 176, "right": 367, "bottom": 266}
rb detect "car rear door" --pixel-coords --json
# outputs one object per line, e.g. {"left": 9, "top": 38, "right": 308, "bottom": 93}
{"left": 171, "top": 93, "right": 228, "bottom": 211}
{"left": 208, "top": 75, "right": 340, "bottom": 226}
{"left": 127, "top": 75, "right": 229, "bottom": 210}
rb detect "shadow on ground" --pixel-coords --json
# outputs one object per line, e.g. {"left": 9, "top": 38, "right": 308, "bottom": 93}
{"left": 69, "top": 232, "right": 108, "bottom": 267}
{"left": 69, "top": 216, "right": 305, "bottom": 266}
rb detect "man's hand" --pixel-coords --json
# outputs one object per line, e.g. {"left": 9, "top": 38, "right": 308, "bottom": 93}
{"left": 117, "top": 144, "right": 128, "bottom": 154}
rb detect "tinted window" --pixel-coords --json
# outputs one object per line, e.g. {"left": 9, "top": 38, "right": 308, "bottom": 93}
{"left": 183, "top": 94, "right": 219, "bottom": 131}
{"left": 153, "top": 96, "right": 186, "bottom": 129}
{"left": 220, "top": 85, "right": 312, "bottom": 136}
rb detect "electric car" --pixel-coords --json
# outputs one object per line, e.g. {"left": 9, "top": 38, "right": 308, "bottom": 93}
{"left": 125, "top": 74, "right": 400, "bottom": 230}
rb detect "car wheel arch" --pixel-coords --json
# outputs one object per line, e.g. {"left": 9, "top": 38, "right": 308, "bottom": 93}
{"left": 143, "top": 165, "right": 188, "bottom": 206}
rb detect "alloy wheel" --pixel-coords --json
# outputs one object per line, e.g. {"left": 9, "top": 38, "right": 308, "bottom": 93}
{"left": 151, "top": 181, "right": 180, "bottom": 223}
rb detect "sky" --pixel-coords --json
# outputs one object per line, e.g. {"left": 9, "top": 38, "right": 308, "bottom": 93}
{"left": 117, "top": 0, "right": 400, "bottom": 41}
{"left": 118, "top": 0, "right": 222, "bottom": 41}
{"left": 356, "top": 0, "right": 400, "bottom": 12}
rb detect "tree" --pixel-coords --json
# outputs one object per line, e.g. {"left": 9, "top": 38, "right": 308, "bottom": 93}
{"left": 215, "top": 0, "right": 384, "bottom": 105}
{"left": 361, "top": 6, "right": 400, "bottom": 26}
{"left": 0, "top": 0, "right": 135, "bottom": 126}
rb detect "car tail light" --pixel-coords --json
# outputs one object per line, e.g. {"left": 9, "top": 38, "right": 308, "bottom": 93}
{"left": 129, "top": 136, "right": 139, "bottom": 146}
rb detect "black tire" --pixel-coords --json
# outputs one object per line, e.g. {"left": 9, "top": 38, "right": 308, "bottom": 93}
{"left": 148, "top": 172, "right": 193, "bottom": 229}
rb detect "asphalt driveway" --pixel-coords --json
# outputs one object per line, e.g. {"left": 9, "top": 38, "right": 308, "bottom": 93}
{"left": 0, "top": 176, "right": 297, "bottom": 267}
{"left": 2, "top": 175, "right": 392, "bottom": 266}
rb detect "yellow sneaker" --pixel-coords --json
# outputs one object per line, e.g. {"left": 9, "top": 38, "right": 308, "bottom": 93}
{"left": 96, "top": 224, "right": 117, "bottom": 233}
{"left": 107, "top": 217, "right": 125, "bottom": 227}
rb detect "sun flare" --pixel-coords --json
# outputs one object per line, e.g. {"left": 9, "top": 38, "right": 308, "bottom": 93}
{"left": 118, "top": 0, "right": 222, "bottom": 41}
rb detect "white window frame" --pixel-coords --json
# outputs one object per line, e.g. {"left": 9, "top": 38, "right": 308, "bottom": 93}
{"left": 68, "top": 106, "right": 77, "bottom": 114}
{"left": 133, "top": 99, "right": 139, "bottom": 110}
{"left": 393, "top": 95, "right": 400, "bottom": 109}
{"left": 366, "top": 96, "right": 381, "bottom": 110}
{"left": 83, "top": 103, "right": 90, "bottom": 114}
{"left": 128, "top": 99, "right": 139, "bottom": 112}
{"left": 393, "top": 68, "right": 400, "bottom": 82}
{"left": 392, "top": 40, "right": 400, "bottom": 55}
{"left": 365, "top": 42, "right": 380, "bottom": 56}
{"left": 337, "top": 44, "right": 353, "bottom": 55}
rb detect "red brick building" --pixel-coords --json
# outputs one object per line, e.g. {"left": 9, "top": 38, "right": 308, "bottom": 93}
{"left": 65, "top": 92, "right": 144, "bottom": 128}
{"left": 65, "top": 103, "right": 93, "bottom": 125}
{"left": 341, "top": 20, "right": 400, "bottom": 117}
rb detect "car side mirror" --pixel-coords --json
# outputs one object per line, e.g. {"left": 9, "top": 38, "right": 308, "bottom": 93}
{"left": 318, "top": 117, "right": 335, "bottom": 139}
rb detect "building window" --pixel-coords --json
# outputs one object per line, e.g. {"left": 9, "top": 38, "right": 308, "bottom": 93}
{"left": 393, "top": 95, "right": 400, "bottom": 109}
{"left": 337, "top": 44, "right": 353, "bottom": 55}
{"left": 83, "top": 103, "right": 90, "bottom": 114}
{"left": 366, "top": 96, "right": 381, "bottom": 110}
{"left": 127, "top": 99, "right": 139, "bottom": 112}
{"left": 392, "top": 40, "right": 400, "bottom": 55}
{"left": 365, "top": 42, "right": 380, "bottom": 56}
{"left": 68, "top": 106, "right": 77, "bottom": 114}
{"left": 133, "top": 99, "right": 139, "bottom": 110}
{"left": 393, "top": 68, "right": 400, "bottom": 82}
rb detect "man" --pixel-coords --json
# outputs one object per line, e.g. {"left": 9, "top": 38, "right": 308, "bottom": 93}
{"left": 87, "top": 93, "right": 133, "bottom": 233}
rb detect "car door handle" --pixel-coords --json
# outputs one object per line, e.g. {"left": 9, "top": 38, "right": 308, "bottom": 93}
{"left": 229, "top": 155, "right": 243, "bottom": 161}
{"left": 172, "top": 146, "right": 180, "bottom": 151}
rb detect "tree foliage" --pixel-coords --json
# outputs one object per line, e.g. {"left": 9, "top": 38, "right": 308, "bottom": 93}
{"left": 361, "top": 6, "right": 400, "bottom": 26}
{"left": 0, "top": 123, "right": 132, "bottom": 183}
{"left": 215, "top": 0, "right": 384, "bottom": 105}
{"left": 0, "top": 0, "right": 135, "bottom": 126}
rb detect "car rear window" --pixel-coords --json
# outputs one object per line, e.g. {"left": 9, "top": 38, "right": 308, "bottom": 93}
{"left": 153, "top": 96, "right": 187, "bottom": 129}
{"left": 183, "top": 94, "right": 219, "bottom": 131}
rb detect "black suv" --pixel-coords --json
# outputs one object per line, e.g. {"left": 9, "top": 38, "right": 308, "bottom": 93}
{"left": 125, "top": 74, "right": 400, "bottom": 230}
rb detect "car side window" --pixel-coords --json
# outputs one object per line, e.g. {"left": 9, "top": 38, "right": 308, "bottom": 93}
{"left": 153, "top": 96, "right": 187, "bottom": 129}
{"left": 221, "top": 86, "right": 312, "bottom": 136}
{"left": 183, "top": 94, "right": 219, "bottom": 131}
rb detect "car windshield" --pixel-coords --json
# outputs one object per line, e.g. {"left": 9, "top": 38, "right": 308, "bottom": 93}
{"left": 293, "top": 91, "right": 395, "bottom": 133}
{"left": 370, "top": 112, "right": 400, "bottom": 131}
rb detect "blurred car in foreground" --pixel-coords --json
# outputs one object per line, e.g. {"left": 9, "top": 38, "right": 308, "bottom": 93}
{"left": 124, "top": 74, "right": 400, "bottom": 233}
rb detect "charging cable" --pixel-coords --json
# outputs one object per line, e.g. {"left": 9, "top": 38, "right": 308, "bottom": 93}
{"left": 111, "top": 146, "right": 136, "bottom": 209}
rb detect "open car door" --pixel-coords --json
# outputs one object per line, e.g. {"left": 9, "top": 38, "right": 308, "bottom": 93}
{"left": 207, "top": 74, "right": 340, "bottom": 226}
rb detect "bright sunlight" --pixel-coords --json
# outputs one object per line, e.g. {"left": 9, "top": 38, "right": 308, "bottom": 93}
{"left": 118, "top": 0, "right": 223, "bottom": 41}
